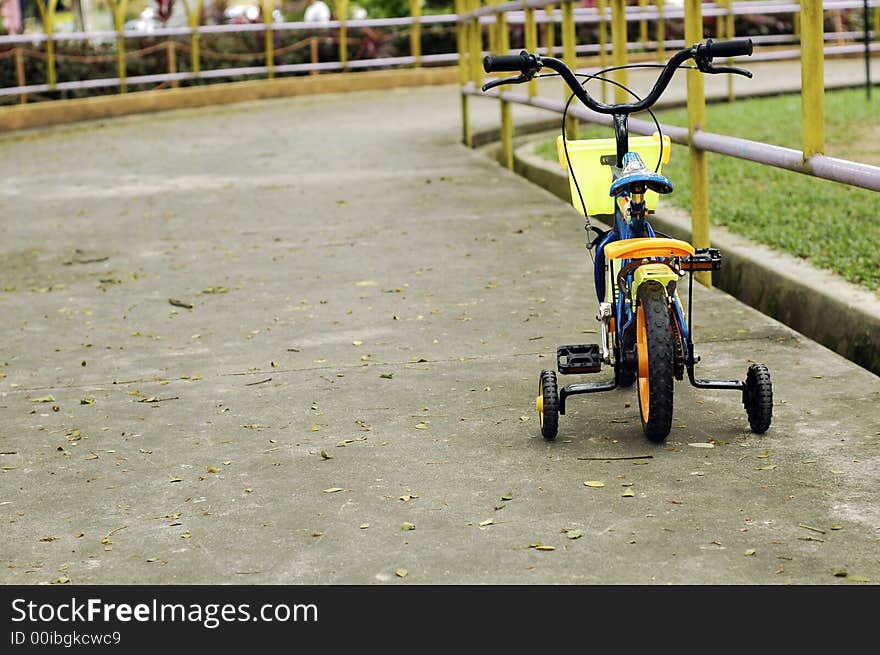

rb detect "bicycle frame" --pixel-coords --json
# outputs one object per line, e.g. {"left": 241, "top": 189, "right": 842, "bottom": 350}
{"left": 558, "top": 113, "right": 680, "bottom": 413}
{"left": 558, "top": 114, "right": 745, "bottom": 415}
{"left": 482, "top": 39, "right": 773, "bottom": 442}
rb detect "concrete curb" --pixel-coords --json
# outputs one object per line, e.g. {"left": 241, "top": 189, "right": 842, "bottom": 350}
{"left": 505, "top": 134, "right": 880, "bottom": 376}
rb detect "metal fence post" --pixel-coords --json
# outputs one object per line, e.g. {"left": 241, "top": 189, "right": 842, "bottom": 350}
{"left": 181, "top": 0, "right": 202, "bottom": 76}
{"left": 598, "top": 0, "right": 608, "bottom": 102}
{"left": 561, "top": 1, "right": 575, "bottom": 66}
{"left": 107, "top": 0, "right": 130, "bottom": 93}
{"left": 831, "top": 9, "right": 844, "bottom": 44}
{"left": 657, "top": 0, "right": 665, "bottom": 61}
{"left": 409, "top": 0, "right": 422, "bottom": 66}
{"left": 167, "top": 41, "right": 178, "bottom": 88}
{"left": 262, "top": 0, "right": 275, "bottom": 78}
{"left": 35, "top": 0, "right": 59, "bottom": 90}
{"left": 338, "top": 0, "right": 349, "bottom": 70}
{"left": 561, "top": 0, "right": 578, "bottom": 139}
{"left": 638, "top": 0, "right": 648, "bottom": 51}
{"left": 311, "top": 36, "right": 319, "bottom": 74}
{"left": 716, "top": 0, "right": 734, "bottom": 102}
{"left": 800, "top": 0, "right": 825, "bottom": 159}
{"left": 456, "top": 0, "right": 472, "bottom": 146}
{"left": 611, "top": 0, "right": 628, "bottom": 104}
{"left": 866, "top": 0, "right": 873, "bottom": 99}
{"left": 685, "top": 0, "right": 710, "bottom": 286}
{"left": 488, "top": 0, "right": 499, "bottom": 55}
{"left": 524, "top": 3, "right": 538, "bottom": 97}
{"left": 498, "top": 7, "right": 514, "bottom": 170}
{"left": 456, "top": 0, "right": 469, "bottom": 86}
{"left": 15, "top": 46, "right": 26, "bottom": 103}
{"left": 722, "top": 0, "right": 735, "bottom": 102}
{"left": 497, "top": 7, "right": 509, "bottom": 60}
{"left": 543, "top": 5, "right": 555, "bottom": 57}
{"left": 469, "top": 0, "right": 483, "bottom": 86}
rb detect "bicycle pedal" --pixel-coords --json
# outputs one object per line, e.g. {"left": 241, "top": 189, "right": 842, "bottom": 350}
{"left": 557, "top": 344, "right": 602, "bottom": 374}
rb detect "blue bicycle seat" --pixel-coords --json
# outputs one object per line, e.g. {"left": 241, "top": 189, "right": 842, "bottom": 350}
{"left": 609, "top": 152, "right": 673, "bottom": 196}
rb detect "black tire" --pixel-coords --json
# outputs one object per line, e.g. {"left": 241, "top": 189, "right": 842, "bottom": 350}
{"left": 537, "top": 369, "right": 559, "bottom": 441}
{"left": 745, "top": 364, "right": 773, "bottom": 434}
{"left": 618, "top": 320, "right": 637, "bottom": 387}
{"left": 635, "top": 282, "right": 675, "bottom": 443}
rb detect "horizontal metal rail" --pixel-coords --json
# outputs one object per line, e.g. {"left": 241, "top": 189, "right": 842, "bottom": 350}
{"left": 3, "top": 1, "right": 876, "bottom": 46}
{"left": 0, "top": 52, "right": 461, "bottom": 98}
{"left": 465, "top": 85, "right": 880, "bottom": 192}
{"left": 3, "top": 36, "right": 872, "bottom": 100}
{"left": 559, "top": 33, "right": 877, "bottom": 58}
{"left": 0, "top": 15, "right": 460, "bottom": 46}
{"left": 2, "top": 33, "right": 874, "bottom": 99}
{"left": 459, "top": 0, "right": 880, "bottom": 22}
{"left": 3, "top": 2, "right": 877, "bottom": 102}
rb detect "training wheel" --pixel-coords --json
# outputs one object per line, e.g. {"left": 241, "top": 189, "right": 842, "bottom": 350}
{"left": 537, "top": 369, "right": 559, "bottom": 440}
{"left": 744, "top": 363, "right": 773, "bottom": 434}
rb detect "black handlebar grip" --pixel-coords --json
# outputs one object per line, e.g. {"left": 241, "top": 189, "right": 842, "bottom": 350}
{"left": 483, "top": 53, "right": 527, "bottom": 73}
{"left": 705, "top": 38, "right": 753, "bottom": 58}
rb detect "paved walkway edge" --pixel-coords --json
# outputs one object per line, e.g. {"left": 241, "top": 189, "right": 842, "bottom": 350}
{"left": 497, "top": 136, "right": 880, "bottom": 376}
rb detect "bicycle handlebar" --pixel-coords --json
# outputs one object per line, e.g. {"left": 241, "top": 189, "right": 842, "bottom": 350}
{"left": 701, "top": 38, "right": 753, "bottom": 59}
{"left": 481, "top": 39, "right": 754, "bottom": 116}
{"left": 483, "top": 52, "right": 534, "bottom": 74}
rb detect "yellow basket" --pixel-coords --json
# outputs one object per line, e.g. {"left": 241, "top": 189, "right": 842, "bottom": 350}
{"left": 556, "top": 132, "right": 672, "bottom": 216}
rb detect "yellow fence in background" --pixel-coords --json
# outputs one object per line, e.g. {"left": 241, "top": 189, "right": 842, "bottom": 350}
{"left": 16, "top": 1, "right": 434, "bottom": 95}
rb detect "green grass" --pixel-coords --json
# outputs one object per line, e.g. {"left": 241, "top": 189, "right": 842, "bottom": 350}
{"left": 536, "top": 88, "right": 880, "bottom": 292}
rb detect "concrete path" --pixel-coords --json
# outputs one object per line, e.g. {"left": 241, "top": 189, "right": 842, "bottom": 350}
{"left": 1, "top": 74, "right": 878, "bottom": 584}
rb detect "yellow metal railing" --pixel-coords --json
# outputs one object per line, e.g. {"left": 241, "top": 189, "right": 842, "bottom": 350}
{"left": 611, "top": 0, "right": 629, "bottom": 104}
{"left": 339, "top": 0, "right": 350, "bottom": 69}
{"left": 543, "top": 5, "right": 556, "bottom": 62}
{"left": 34, "top": 0, "right": 60, "bottom": 89}
{"left": 561, "top": 0, "right": 578, "bottom": 138}
{"left": 684, "top": 0, "right": 710, "bottom": 285}
{"left": 801, "top": 0, "right": 826, "bottom": 159}
{"left": 656, "top": 0, "right": 665, "bottom": 62}
{"left": 717, "top": 0, "right": 735, "bottom": 102}
{"left": 8, "top": 0, "right": 871, "bottom": 136}
{"left": 597, "top": 0, "right": 609, "bottom": 102}
{"left": 524, "top": 3, "right": 538, "bottom": 98}
{"left": 497, "top": 3, "right": 513, "bottom": 169}
{"left": 410, "top": 0, "right": 422, "bottom": 66}
{"left": 261, "top": 0, "right": 275, "bottom": 78}
{"left": 457, "top": 0, "right": 858, "bottom": 288}
{"left": 181, "top": 0, "right": 203, "bottom": 76}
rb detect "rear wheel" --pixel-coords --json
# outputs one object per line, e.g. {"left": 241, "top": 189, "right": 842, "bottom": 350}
{"left": 635, "top": 282, "right": 675, "bottom": 443}
{"left": 744, "top": 364, "right": 773, "bottom": 434}
{"left": 536, "top": 369, "right": 559, "bottom": 440}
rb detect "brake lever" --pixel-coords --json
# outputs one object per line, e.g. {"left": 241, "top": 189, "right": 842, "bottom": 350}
{"left": 703, "top": 64, "right": 753, "bottom": 79}
{"left": 481, "top": 72, "right": 531, "bottom": 93}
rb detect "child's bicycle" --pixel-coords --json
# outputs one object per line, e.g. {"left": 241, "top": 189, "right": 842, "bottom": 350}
{"left": 481, "top": 39, "right": 772, "bottom": 443}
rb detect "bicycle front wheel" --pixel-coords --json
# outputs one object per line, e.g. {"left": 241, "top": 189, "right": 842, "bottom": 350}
{"left": 636, "top": 281, "right": 675, "bottom": 442}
